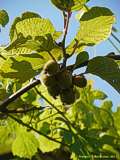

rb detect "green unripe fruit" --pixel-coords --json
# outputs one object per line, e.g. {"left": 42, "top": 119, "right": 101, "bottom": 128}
{"left": 60, "top": 87, "right": 75, "bottom": 105}
{"left": 43, "top": 60, "right": 60, "bottom": 75}
{"left": 47, "top": 85, "right": 60, "bottom": 99}
{"left": 56, "top": 69, "right": 72, "bottom": 90}
{"left": 73, "top": 75, "right": 87, "bottom": 88}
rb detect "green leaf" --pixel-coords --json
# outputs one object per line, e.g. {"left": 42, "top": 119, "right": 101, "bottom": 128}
{"left": 51, "top": 0, "right": 88, "bottom": 11}
{"left": 87, "top": 56, "right": 120, "bottom": 93}
{"left": 0, "top": 54, "right": 44, "bottom": 82}
{"left": 38, "top": 135, "right": 61, "bottom": 153}
{"left": 6, "top": 34, "right": 62, "bottom": 57}
{"left": 0, "top": 126, "right": 13, "bottom": 154}
{"left": 74, "top": 51, "right": 89, "bottom": 69}
{"left": 0, "top": 10, "right": 9, "bottom": 27}
{"left": 66, "top": 39, "right": 85, "bottom": 55}
{"left": 10, "top": 12, "right": 61, "bottom": 42}
{"left": 12, "top": 129, "right": 38, "bottom": 159}
{"left": 102, "top": 144, "right": 120, "bottom": 157}
{"left": 76, "top": 7, "right": 115, "bottom": 46}
{"left": 0, "top": 88, "right": 7, "bottom": 101}
{"left": 63, "top": 130, "right": 72, "bottom": 144}
{"left": 101, "top": 100, "right": 113, "bottom": 111}
{"left": 71, "top": 0, "right": 88, "bottom": 11}
{"left": 39, "top": 122, "right": 51, "bottom": 135}
{"left": 113, "top": 107, "right": 120, "bottom": 136}
{"left": 92, "top": 90, "right": 107, "bottom": 100}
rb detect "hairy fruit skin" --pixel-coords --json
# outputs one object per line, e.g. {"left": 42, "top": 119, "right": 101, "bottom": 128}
{"left": 47, "top": 85, "right": 60, "bottom": 99}
{"left": 41, "top": 70, "right": 60, "bottom": 99}
{"left": 60, "top": 87, "right": 75, "bottom": 105}
{"left": 43, "top": 60, "right": 60, "bottom": 75}
{"left": 73, "top": 75, "right": 87, "bottom": 88}
{"left": 41, "top": 72, "right": 56, "bottom": 87}
{"left": 56, "top": 69, "right": 72, "bottom": 90}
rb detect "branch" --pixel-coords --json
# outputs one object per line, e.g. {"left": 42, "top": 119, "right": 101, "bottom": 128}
{"left": 1, "top": 106, "right": 49, "bottom": 114}
{"left": 111, "top": 32, "right": 120, "bottom": 45}
{"left": 34, "top": 87, "right": 74, "bottom": 131}
{"left": 0, "top": 53, "right": 119, "bottom": 112}
{"left": 67, "top": 53, "right": 120, "bottom": 71}
{"left": 8, "top": 114, "right": 66, "bottom": 146}
{"left": 0, "top": 79, "right": 41, "bottom": 111}
{"left": 62, "top": 11, "right": 71, "bottom": 67}
{"left": 108, "top": 38, "right": 120, "bottom": 53}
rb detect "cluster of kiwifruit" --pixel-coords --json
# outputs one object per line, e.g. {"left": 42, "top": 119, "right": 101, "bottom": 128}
{"left": 41, "top": 60, "right": 87, "bottom": 105}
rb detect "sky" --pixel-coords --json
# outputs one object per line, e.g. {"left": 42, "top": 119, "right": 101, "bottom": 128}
{"left": 0, "top": 0, "right": 120, "bottom": 110}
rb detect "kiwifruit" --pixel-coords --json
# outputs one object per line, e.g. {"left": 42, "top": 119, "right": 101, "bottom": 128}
{"left": 56, "top": 69, "right": 72, "bottom": 90}
{"left": 73, "top": 75, "right": 87, "bottom": 88}
{"left": 43, "top": 60, "right": 60, "bottom": 75}
{"left": 47, "top": 85, "right": 60, "bottom": 99}
{"left": 60, "top": 87, "right": 75, "bottom": 105}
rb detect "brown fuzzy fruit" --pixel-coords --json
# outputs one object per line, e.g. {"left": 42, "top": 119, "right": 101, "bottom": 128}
{"left": 41, "top": 72, "right": 56, "bottom": 87}
{"left": 60, "top": 87, "right": 75, "bottom": 105}
{"left": 73, "top": 75, "right": 87, "bottom": 88}
{"left": 56, "top": 69, "right": 72, "bottom": 90}
{"left": 47, "top": 85, "right": 60, "bottom": 99}
{"left": 43, "top": 60, "right": 60, "bottom": 75}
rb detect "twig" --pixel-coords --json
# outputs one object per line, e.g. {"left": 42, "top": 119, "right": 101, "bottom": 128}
{"left": 69, "top": 39, "right": 79, "bottom": 57}
{"left": 34, "top": 87, "right": 74, "bottom": 131}
{"left": 108, "top": 38, "right": 120, "bottom": 53}
{"left": 67, "top": 53, "right": 120, "bottom": 71}
{"left": 47, "top": 51, "right": 57, "bottom": 62}
{"left": 8, "top": 114, "right": 65, "bottom": 146}
{"left": 62, "top": 11, "right": 71, "bottom": 67}
{"left": 0, "top": 79, "right": 41, "bottom": 111}
{"left": 1, "top": 106, "right": 44, "bottom": 114}
{"left": 0, "top": 54, "right": 6, "bottom": 60}
{"left": 111, "top": 32, "right": 120, "bottom": 45}
{"left": 0, "top": 53, "right": 120, "bottom": 112}
{"left": 37, "top": 112, "right": 58, "bottom": 123}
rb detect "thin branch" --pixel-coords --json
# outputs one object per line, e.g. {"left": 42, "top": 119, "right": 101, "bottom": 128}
{"left": 0, "top": 54, "right": 6, "bottom": 60}
{"left": 111, "top": 32, "right": 120, "bottom": 45}
{"left": 34, "top": 87, "right": 64, "bottom": 115}
{"left": 34, "top": 87, "right": 73, "bottom": 131}
{"left": 8, "top": 114, "right": 66, "bottom": 146}
{"left": 48, "top": 51, "right": 57, "bottom": 62}
{"left": 1, "top": 106, "right": 44, "bottom": 114}
{"left": 69, "top": 39, "right": 79, "bottom": 57}
{"left": 67, "top": 53, "right": 120, "bottom": 71}
{"left": 37, "top": 112, "right": 58, "bottom": 123}
{"left": 0, "top": 53, "right": 120, "bottom": 111}
{"left": 62, "top": 11, "right": 71, "bottom": 67}
{"left": 108, "top": 38, "right": 120, "bottom": 53}
{"left": 0, "top": 79, "right": 41, "bottom": 111}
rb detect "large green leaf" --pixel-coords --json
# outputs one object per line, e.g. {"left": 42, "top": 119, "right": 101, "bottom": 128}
{"left": 76, "top": 7, "right": 115, "bottom": 46}
{"left": 5, "top": 33, "right": 62, "bottom": 60}
{"left": 72, "top": 0, "right": 88, "bottom": 11}
{"left": 0, "top": 10, "right": 9, "bottom": 27}
{"left": 38, "top": 135, "right": 61, "bottom": 153}
{"left": 87, "top": 56, "right": 120, "bottom": 93}
{"left": 74, "top": 51, "right": 89, "bottom": 69}
{"left": 12, "top": 129, "right": 38, "bottom": 159}
{"left": 50, "top": 0, "right": 88, "bottom": 11}
{"left": 0, "top": 54, "right": 44, "bottom": 82}
{"left": 113, "top": 107, "right": 120, "bottom": 136}
{"left": 10, "top": 11, "right": 61, "bottom": 42}
{"left": 91, "top": 90, "right": 107, "bottom": 100}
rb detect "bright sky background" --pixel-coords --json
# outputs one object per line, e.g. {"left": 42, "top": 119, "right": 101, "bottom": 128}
{"left": 0, "top": 0, "right": 120, "bottom": 110}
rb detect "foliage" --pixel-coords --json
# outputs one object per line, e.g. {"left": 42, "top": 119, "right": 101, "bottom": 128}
{"left": 0, "top": 0, "right": 120, "bottom": 160}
